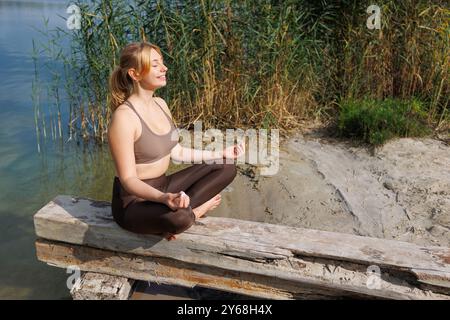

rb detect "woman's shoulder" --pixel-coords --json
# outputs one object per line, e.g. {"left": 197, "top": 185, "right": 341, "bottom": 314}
{"left": 113, "top": 102, "right": 138, "bottom": 119}
{"left": 109, "top": 103, "right": 139, "bottom": 131}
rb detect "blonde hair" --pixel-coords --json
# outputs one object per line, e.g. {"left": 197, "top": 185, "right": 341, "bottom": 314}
{"left": 108, "top": 42, "right": 163, "bottom": 112}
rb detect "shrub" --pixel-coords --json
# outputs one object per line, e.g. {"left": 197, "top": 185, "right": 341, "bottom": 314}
{"left": 338, "top": 98, "right": 431, "bottom": 145}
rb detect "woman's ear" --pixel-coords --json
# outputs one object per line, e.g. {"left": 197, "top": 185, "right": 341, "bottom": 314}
{"left": 127, "top": 68, "right": 140, "bottom": 81}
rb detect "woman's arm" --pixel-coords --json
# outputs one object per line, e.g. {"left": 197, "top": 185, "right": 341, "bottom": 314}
{"left": 171, "top": 141, "right": 245, "bottom": 163}
{"left": 108, "top": 108, "right": 166, "bottom": 203}
{"left": 171, "top": 143, "right": 223, "bottom": 163}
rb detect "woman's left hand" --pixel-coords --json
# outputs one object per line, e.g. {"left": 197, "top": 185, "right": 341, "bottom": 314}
{"left": 223, "top": 141, "right": 245, "bottom": 159}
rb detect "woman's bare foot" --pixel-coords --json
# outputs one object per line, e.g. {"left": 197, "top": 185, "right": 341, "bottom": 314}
{"left": 166, "top": 234, "right": 176, "bottom": 241}
{"left": 193, "top": 194, "right": 222, "bottom": 219}
{"left": 161, "top": 232, "right": 177, "bottom": 241}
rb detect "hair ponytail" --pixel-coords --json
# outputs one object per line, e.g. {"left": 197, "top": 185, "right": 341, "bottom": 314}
{"left": 109, "top": 66, "right": 132, "bottom": 112}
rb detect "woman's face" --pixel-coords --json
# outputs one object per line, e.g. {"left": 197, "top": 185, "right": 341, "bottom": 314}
{"left": 129, "top": 48, "right": 168, "bottom": 90}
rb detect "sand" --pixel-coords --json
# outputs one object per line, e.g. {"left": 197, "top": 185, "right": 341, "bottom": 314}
{"left": 214, "top": 131, "right": 449, "bottom": 247}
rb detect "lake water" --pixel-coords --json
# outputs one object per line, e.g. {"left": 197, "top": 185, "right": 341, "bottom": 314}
{"left": 0, "top": 0, "right": 117, "bottom": 299}
{"left": 0, "top": 0, "right": 255, "bottom": 300}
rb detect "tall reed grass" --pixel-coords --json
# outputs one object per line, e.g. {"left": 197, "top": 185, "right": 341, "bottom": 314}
{"left": 33, "top": 0, "right": 449, "bottom": 145}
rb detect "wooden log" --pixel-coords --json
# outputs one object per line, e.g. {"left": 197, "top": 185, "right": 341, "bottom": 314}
{"left": 36, "top": 239, "right": 357, "bottom": 299}
{"left": 36, "top": 238, "right": 450, "bottom": 300}
{"left": 70, "top": 272, "right": 134, "bottom": 300}
{"left": 34, "top": 195, "right": 450, "bottom": 299}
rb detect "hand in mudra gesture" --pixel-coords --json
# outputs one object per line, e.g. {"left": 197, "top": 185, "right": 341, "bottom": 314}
{"left": 162, "top": 191, "right": 190, "bottom": 242}
{"left": 223, "top": 141, "right": 245, "bottom": 159}
{"left": 163, "top": 191, "right": 190, "bottom": 211}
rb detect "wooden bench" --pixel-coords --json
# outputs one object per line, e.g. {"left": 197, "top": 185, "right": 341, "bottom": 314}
{"left": 33, "top": 195, "right": 450, "bottom": 300}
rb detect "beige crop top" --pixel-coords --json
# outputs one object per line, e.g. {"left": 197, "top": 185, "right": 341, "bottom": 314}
{"left": 123, "top": 99, "right": 179, "bottom": 164}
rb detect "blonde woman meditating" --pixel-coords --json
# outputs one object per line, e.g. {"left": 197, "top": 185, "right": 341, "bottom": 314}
{"left": 107, "top": 42, "right": 245, "bottom": 241}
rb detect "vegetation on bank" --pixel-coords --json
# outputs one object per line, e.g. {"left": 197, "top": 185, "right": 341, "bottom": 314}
{"left": 338, "top": 98, "right": 431, "bottom": 145}
{"left": 33, "top": 0, "right": 449, "bottom": 146}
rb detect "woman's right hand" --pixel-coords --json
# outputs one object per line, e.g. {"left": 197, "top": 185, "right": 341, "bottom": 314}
{"left": 162, "top": 191, "right": 190, "bottom": 211}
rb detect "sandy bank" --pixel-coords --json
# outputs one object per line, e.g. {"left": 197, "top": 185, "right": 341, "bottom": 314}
{"left": 214, "top": 132, "right": 449, "bottom": 247}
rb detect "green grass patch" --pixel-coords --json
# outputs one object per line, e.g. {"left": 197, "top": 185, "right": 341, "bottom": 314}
{"left": 338, "top": 98, "right": 431, "bottom": 146}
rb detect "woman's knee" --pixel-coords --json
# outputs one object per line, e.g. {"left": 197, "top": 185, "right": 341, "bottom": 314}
{"left": 168, "top": 207, "right": 196, "bottom": 234}
{"left": 209, "top": 162, "right": 237, "bottom": 176}
{"left": 220, "top": 163, "right": 237, "bottom": 183}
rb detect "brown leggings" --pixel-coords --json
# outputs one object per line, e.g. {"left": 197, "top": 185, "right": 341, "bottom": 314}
{"left": 111, "top": 163, "right": 237, "bottom": 235}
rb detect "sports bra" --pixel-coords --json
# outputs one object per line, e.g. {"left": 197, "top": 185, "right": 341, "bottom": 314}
{"left": 123, "top": 99, "right": 179, "bottom": 164}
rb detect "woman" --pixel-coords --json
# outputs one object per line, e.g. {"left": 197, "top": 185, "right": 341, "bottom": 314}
{"left": 107, "top": 42, "right": 245, "bottom": 241}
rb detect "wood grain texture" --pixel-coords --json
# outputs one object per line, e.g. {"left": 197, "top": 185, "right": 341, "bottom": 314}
{"left": 33, "top": 195, "right": 450, "bottom": 299}
{"left": 70, "top": 272, "right": 134, "bottom": 300}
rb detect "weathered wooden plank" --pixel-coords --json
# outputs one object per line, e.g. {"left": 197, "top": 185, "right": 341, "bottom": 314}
{"left": 33, "top": 195, "right": 450, "bottom": 295}
{"left": 411, "top": 269, "right": 450, "bottom": 289}
{"left": 70, "top": 272, "right": 134, "bottom": 300}
{"left": 35, "top": 239, "right": 450, "bottom": 300}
